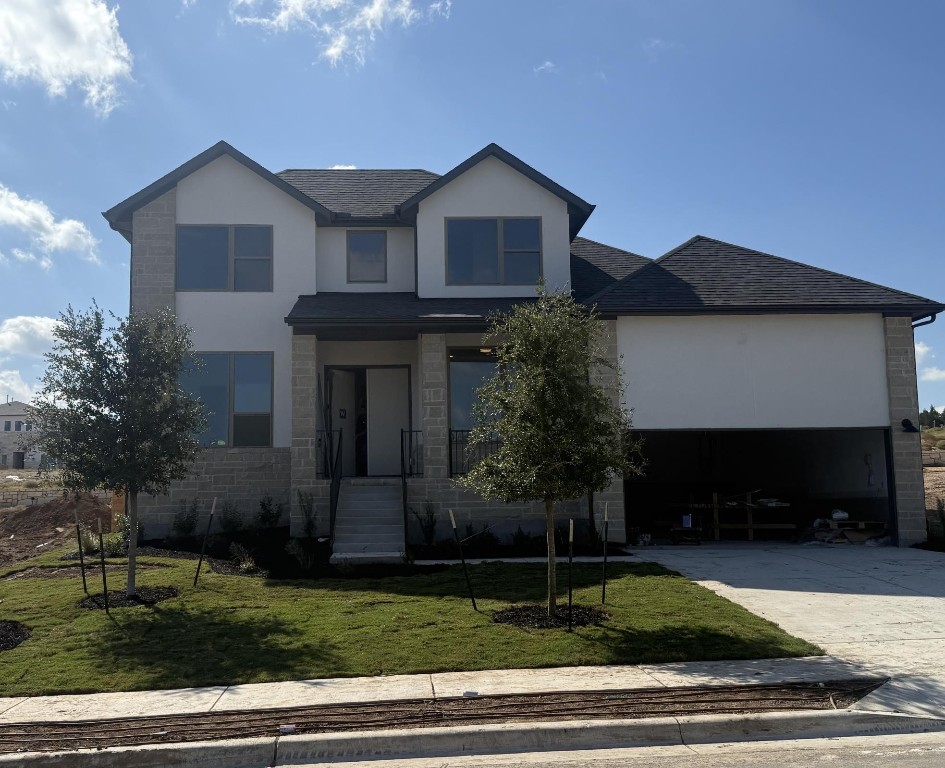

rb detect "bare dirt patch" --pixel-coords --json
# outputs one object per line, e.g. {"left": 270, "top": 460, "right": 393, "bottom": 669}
{"left": 0, "top": 620, "right": 31, "bottom": 652}
{"left": 926, "top": 467, "right": 945, "bottom": 512}
{"left": 0, "top": 494, "right": 110, "bottom": 567}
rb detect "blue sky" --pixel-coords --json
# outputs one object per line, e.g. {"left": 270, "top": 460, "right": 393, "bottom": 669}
{"left": 0, "top": 0, "right": 943, "bottom": 410}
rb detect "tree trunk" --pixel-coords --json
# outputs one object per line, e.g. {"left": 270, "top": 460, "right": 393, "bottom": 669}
{"left": 545, "top": 496, "right": 556, "bottom": 617}
{"left": 127, "top": 491, "right": 138, "bottom": 597}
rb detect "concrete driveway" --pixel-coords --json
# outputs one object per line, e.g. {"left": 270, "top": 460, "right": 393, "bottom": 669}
{"left": 635, "top": 543, "right": 945, "bottom": 717}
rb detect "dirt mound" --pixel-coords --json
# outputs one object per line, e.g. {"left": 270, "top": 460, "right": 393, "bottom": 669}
{"left": 0, "top": 494, "right": 110, "bottom": 567}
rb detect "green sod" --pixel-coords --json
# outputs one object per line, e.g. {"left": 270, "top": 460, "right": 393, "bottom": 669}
{"left": 0, "top": 553, "right": 821, "bottom": 697}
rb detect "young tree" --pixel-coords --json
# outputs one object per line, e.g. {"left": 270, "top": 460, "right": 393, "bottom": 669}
{"left": 458, "top": 289, "right": 643, "bottom": 617}
{"left": 33, "top": 305, "right": 206, "bottom": 597}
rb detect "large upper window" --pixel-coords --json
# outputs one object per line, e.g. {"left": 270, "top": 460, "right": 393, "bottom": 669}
{"left": 347, "top": 231, "right": 387, "bottom": 283}
{"left": 446, "top": 218, "right": 541, "bottom": 285}
{"left": 181, "top": 352, "right": 273, "bottom": 447}
{"left": 177, "top": 226, "right": 273, "bottom": 291}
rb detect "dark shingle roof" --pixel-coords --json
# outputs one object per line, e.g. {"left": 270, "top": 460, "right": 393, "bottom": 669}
{"left": 570, "top": 237, "right": 650, "bottom": 302}
{"left": 286, "top": 293, "right": 535, "bottom": 325}
{"left": 277, "top": 169, "right": 440, "bottom": 220}
{"left": 591, "top": 236, "right": 944, "bottom": 318}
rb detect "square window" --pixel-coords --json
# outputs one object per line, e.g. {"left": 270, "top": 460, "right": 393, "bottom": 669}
{"left": 234, "top": 259, "right": 272, "bottom": 291}
{"left": 234, "top": 227, "right": 272, "bottom": 258}
{"left": 347, "top": 231, "right": 387, "bottom": 282}
{"left": 446, "top": 218, "right": 541, "bottom": 285}
{"left": 177, "top": 227, "right": 229, "bottom": 290}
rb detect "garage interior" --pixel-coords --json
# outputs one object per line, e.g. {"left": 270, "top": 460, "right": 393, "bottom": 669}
{"left": 625, "top": 429, "right": 894, "bottom": 543}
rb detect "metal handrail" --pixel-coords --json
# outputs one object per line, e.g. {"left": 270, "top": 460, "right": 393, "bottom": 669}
{"left": 400, "top": 430, "right": 423, "bottom": 554}
{"left": 449, "top": 429, "right": 500, "bottom": 477}
{"left": 328, "top": 430, "right": 343, "bottom": 545}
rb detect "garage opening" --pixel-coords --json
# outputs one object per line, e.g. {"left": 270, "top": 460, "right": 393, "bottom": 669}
{"left": 625, "top": 429, "right": 893, "bottom": 544}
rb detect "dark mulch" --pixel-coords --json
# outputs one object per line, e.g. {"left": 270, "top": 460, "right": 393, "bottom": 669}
{"left": 79, "top": 586, "right": 179, "bottom": 610}
{"left": 492, "top": 604, "right": 611, "bottom": 629}
{"left": 0, "top": 620, "right": 31, "bottom": 652}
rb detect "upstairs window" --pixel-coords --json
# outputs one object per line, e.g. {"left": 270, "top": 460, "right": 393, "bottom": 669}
{"left": 2, "top": 421, "right": 9, "bottom": 432}
{"left": 446, "top": 218, "right": 541, "bottom": 285}
{"left": 177, "top": 226, "right": 273, "bottom": 292}
{"left": 14, "top": 421, "right": 22, "bottom": 432}
{"left": 347, "top": 231, "right": 387, "bottom": 283}
{"left": 181, "top": 352, "right": 273, "bottom": 447}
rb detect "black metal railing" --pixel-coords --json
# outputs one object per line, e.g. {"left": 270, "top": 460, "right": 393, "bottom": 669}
{"left": 400, "top": 429, "right": 423, "bottom": 554}
{"left": 316, "top": 429, "right": 343, "bottom": 543}
{"left": 448, "top": 430, "right": 501, "bottom": 477}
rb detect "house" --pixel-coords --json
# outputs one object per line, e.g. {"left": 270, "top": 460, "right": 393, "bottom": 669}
{"left": 0, "top": 400, "right": 42, "bottom": 470}
{"left": 103, "top": 141, "right": 943, "bottom": 559}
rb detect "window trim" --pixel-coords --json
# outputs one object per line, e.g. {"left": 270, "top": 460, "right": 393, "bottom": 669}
{"left": 176, "top": 225, "right": 274, "bottom": 293}
{"left": 191, "top": 351, "right": 274, "bottom": 448}
{"left": 346, "top": 230, "right": 388, "bottom": 284}
{"left": 445, "top": 217, "right": 543, "bottom": 286}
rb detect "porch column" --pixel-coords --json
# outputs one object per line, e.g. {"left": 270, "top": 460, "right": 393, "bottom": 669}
{"left": 420, "top": 333, "right": 449, "bottom": 479}
{"left": 592, "top": 320, "right": 627, "bottom": 543}
{"left": 884, "top": 317, "right": 926, "bottom": 546}
{"left": 290, "top": 333, "right": 320, "bottom": 532}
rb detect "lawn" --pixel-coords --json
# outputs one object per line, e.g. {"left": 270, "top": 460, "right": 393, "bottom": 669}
{"left": 0, "top": 552, "right": 821, "bottom": 697}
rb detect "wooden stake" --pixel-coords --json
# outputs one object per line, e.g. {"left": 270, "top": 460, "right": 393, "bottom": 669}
{"left": 97, "top": 518, "right": 108, "bottom": 614}
{"left": 75, "top": 508, "right": 88, "bottom": 595}
{"left": 193, "top": 497, "right": 217, "bottom": 588}
{"left": 567, "top": 518, "right": 574, "bottom": 632}
{"left": 601, "top": 502, "right": 609, "bottom": 605}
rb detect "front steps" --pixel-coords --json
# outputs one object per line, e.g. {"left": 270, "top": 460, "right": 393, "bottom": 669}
{"left": 330, "top": 479, "right": 405, "bottom": 565}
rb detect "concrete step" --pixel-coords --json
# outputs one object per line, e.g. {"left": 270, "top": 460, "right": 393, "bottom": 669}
{"left": 334, "top": 524, "right": 403, "bottom": 534}
{"left": 329, "top": 551, "right": 405, "bottom": 565}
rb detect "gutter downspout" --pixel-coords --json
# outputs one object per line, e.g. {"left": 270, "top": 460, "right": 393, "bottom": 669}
{"left": 912, "top": 313, "right": 937, "bottom": 329}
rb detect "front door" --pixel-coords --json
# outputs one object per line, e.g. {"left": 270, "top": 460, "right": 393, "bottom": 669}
{"left": 366, "top": 367, "right": 410, "bottom": 476}
{"left": 327, "top": 366, "right": 410, "bottom": 477}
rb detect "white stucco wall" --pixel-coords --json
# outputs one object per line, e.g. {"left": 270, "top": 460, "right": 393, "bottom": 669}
{"left": 415, "top": 156, "right": 571, "bottom": 298}
{"left": 175, "top": 155, "right": 319, "bottom": 448}
{"left": 618, "top": 314, "right": 890, "bottom": 429}
{"left": 316, "top": 228, "right": 415, "bottom": 292}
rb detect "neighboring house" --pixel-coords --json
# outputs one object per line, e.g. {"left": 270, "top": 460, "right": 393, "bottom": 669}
{"left": 103, "top": 141, "right": 943, "bottom": 559}
{"left": 0, "top": 400, "right": 42, "bottom": 470}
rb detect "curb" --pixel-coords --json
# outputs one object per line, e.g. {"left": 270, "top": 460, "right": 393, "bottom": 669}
{"left": 5, "top": 709, "right": 945, "bottom": 767}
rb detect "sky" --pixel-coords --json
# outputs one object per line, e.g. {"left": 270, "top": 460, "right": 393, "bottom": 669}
{"left": 0, "top": 0, "right": 943, "bottom": 410}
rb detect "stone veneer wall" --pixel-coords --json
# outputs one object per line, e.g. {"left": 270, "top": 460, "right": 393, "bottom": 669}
{"left": 136, "top": 448, "right": 291, "bottom": 538}
{"left": 405, "top": 325, "right": 628, "bottom": 545}
{"left": 884, "top": 317, "right": 926, "bottom": 546}
{"left": 130, "top": 189, "right": 176, "bottom": 314}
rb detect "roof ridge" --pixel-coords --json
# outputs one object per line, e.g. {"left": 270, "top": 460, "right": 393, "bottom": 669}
{"left": 572, "top": 235, "right": 647, "bottom": 258}
{"left": 277, "top": 168, "right": 439, "bottom": 174}
{"left": 684, "top": 235, "right": 939, "bottom": 305}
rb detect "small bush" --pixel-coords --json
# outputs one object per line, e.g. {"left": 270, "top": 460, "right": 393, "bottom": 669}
{"left": 23, "top": 480, "right": 40, "bottom": 489}
{"left": 255, "top": 495, "right": 284, "bottom": 529}
{"left": 115, "top": 512, "right": 144, "bottom": 548}
{"left": 79, "top": 528, "right": 125, "bottom": 557}
{"left": 463, "top": 522, "right": 500, "bottom": 553}
{"left": 298, "top": 490, "right": 316, "bottom": 538}
{"left": 229, "top": 542, "right": 260, "bottom": 574}
{"left": 173, "top": 499, "right": 199, "bottom": 538}
{"left": 511, "top": 525, "right": 543, "bottom": 554}
{"left": 285, "top": 538, "right": 316, "bottom": 572}
{"left": 218, "top": 501, "right": 242, "bottom": 535}
{"left": 411, "top": 500, "right": 438, "bottom": 546}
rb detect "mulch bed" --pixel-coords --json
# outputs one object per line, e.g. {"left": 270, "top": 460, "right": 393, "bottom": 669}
{"left": 78, "top": 586, "right": 179, "bottom": 610}
{"left": 0, "top": 620, "right": 31, "bottom": 652}
{"left": 0, "top": 679, "right": 884, "bottom": 753}
{"left": 493, "top": 604, "right": 610, "bottom": 629}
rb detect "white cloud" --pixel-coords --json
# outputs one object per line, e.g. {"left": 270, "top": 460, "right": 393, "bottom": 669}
{"left": 1, "top": 100, "right": 14, "bottom": 110}
{"left": 0, "top": 316, "right": 59, "bottom": 360}
{"left": 0, "top": 0, "right": 133, "bottom": 116}
{"left": 916, "top": 341, "right": 932, "bottom": 365}
{"left": 533, "top": 61, "right": 557, "bottom": 75}
{"left": 0, "top": 183, "right": 99, "bottom": 268}
{"left": 329, "top": 163, "right": 357, "bottom": 170}
{"left": 0, "top": 369, "right": 40, "bottom": 403}
{"left": 642, "top": 37, "right": 680, "bottom": 60}
{"left": 232, "top": 0, "right": 450, "bottom": 65}
{"left": 922, "top": 367, "right": 945, "bottom": 382}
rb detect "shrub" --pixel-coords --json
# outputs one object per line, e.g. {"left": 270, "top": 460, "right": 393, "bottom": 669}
{"left": 115, "top": 512, "right": 144, "bottom": 548}
{"left": 255, "top": 494, "right": 284, "bottom": 529}
{"left": 23, "top": 480, "right": 40, "bottom": 489}
{"left": 229, "top": 542, "right": 260, "bottom": 574}
{"left": 80, "top": 528, "right": 125, "bottom": 557}
{"left": 511, "top": 524, "right": 543, "bottom": 553}
{"left": 464, "top": 522, "right": 500, "bottom": 553}
{"left": 411, "top": 500, "right": 438, "bottom": 546}
{"left": 218, "top": 501, "right": 242, "bottom": 535}
{"left": 285, "top": 538, "right": 316, "bottom": 572}
{"left": 173, "top": 499, "right": 199, "bottom": 538}
{"left": 298, "top": 490, "right": 316, "bottom": 538}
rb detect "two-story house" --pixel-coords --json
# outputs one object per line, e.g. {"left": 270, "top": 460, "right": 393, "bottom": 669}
{"left": 104, "top": 141, "right": 942, "bottom": 560}
{"left": 0, "top": 400, "right": 43, "bottom": 470}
